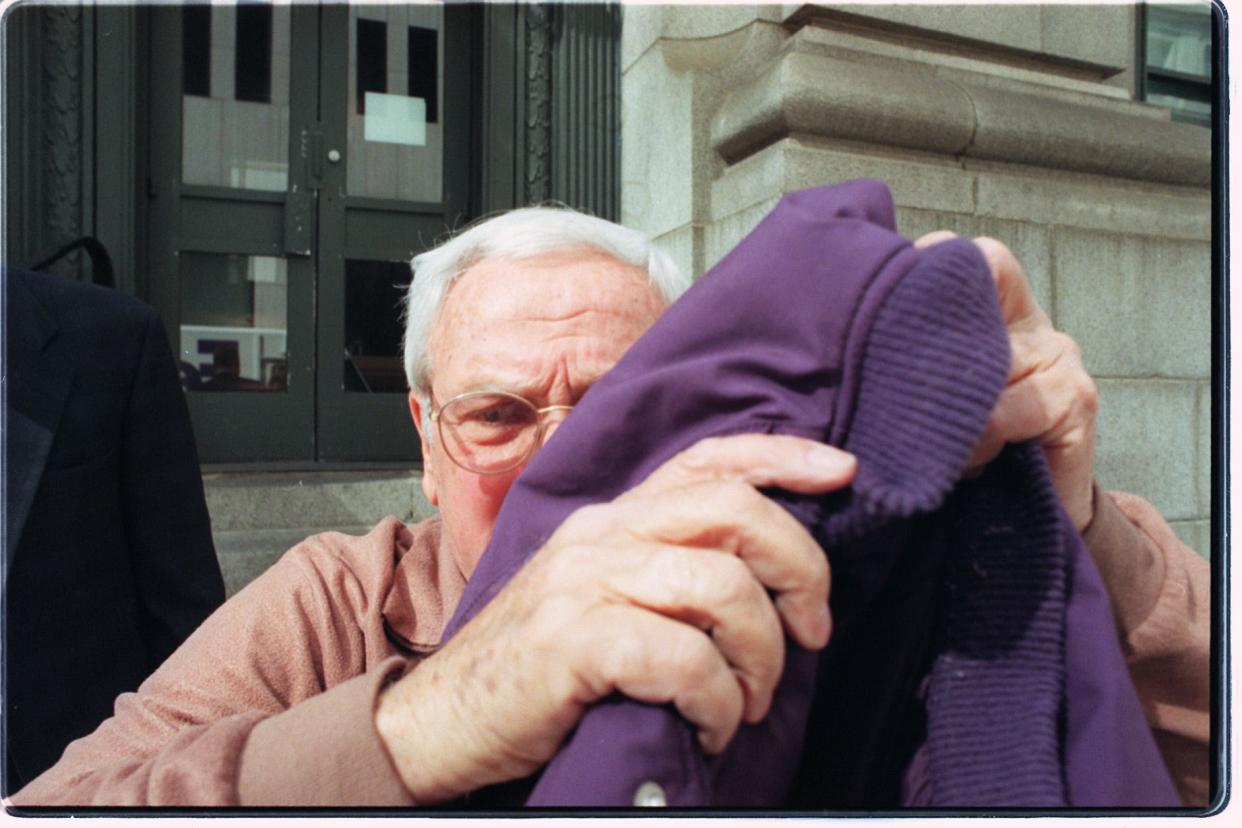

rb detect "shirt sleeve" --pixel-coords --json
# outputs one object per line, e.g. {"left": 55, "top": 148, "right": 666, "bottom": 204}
{"left": 236, "top": 658, "right": 415, "bottom": 806}
{"left": 1080, "top": 486, "right": 1211, "bottom": 806}
{"left": 9, "top": 534, "right": 412, "bottom": 807}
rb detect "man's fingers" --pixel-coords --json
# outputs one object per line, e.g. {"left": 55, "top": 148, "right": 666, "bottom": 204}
{"left": 915, "top": 231, "right": 1099, "bottom": 531}
{"left": 585, "top": 480, "right": 831, "bottom": 650}
{"left": 606, "top": 434, "right": 846, "bottom": 650}
{"left": 968, "top": 381, "right": 1048, "bottom": 472}
{"left": 971, "top": 236, "right": 1050, "bottom": 329}
{"left": 583, "top": 605, "right": 746, "bottom": 754}
{"left": 519, "top": 432, "right": 847, "bottom": 757}
{"left": 913, "top": 230, "right": 959, "bottom": 248}
{"left": 598, "top": 545, "right": 786, "bottom": 723}
{"left": 969, "top": 356, "right": 1097, "bottom": 469}
{"left": 1001, "top": 330, "right": 1094, "bottom": 442}
{"left": 634, "top": 434, "right": 856, "bottom": 498}
{"left": 913, "top": 232, "right": 1050, "bottom": 330}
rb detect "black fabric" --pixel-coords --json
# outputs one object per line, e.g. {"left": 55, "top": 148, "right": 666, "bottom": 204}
{"left": 3, "top": 269, "right": 226, "bottom": 792}
{"left": 787, "top": 516, "right": 948, "bottom": 808}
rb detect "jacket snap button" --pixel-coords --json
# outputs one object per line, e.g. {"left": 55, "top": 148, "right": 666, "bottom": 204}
{"left": 633, "top": 781, "right": 667, "bottom": 807}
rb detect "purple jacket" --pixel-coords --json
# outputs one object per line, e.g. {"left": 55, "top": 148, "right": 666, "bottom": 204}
{"left": 442, "top": 181, "right": 1179, "bottom": 808}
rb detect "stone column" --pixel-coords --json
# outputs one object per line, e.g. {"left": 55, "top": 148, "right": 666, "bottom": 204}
{"left": 4, "top": 4, "right": 87, "bottom": 276}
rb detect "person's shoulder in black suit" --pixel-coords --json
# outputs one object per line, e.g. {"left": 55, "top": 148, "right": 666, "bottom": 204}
{"left": 3, "top": 267, "right": 226, "bottom": 792}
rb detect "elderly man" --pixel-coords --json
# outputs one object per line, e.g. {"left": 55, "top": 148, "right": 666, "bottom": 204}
{"left": 12, "top": 204, "right": 1208, "bottom": 808}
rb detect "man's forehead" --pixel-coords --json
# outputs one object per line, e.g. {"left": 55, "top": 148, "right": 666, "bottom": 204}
{"left": 443, "top": 249, "right": 659, "bottom": 322}
{"left": 425, "top": 249, "right": 667, "bottom": 395}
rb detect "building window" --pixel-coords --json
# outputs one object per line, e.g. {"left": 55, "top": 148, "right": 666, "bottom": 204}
{"left": 1142, "top": 1, "right": 1213, "bottom": 127}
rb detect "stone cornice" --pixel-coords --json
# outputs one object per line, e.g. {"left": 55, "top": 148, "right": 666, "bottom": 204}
{"left": 711, "top": 48, "right": 1211, "bottom": 187}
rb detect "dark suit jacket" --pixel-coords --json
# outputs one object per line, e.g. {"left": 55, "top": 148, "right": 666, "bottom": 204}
{"left": 3, "top": 269, "right": 226, "bottom": 792}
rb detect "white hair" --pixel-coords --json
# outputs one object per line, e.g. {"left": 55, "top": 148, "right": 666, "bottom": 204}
{"left": 402, "top": 205, "right": 691, "bottom": 436}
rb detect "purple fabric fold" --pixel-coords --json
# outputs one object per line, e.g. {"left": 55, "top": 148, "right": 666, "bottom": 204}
{"left": 439, "top": 180, "right": 1178, "bottom": 808}
{"left": 1062, "top": 515, "right": 1183, "bottom": 806}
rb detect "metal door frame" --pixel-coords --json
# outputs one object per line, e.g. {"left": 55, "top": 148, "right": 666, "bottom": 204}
{"left": 148, "top": 4, "right": 321, "bottom": 463}
{"left": 142, "top": 3, "right": 614, "bottom": 465}
{"left": 145, "top": 3, "right": 475, "bottom": 464}
{"left": 313, "top": 3, "right": 474, "bottom": 461}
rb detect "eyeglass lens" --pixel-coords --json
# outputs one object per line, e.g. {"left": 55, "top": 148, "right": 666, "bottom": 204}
{"left": 439, "top": 393, "right": 541, "bottom": 473}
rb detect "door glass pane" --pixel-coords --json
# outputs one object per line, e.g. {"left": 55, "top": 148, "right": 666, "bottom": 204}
{"left": 347, "top": 5, "right": 444, "bottom": 201}
{"left": 179, "top": 253, "right": 289, "bottom": 393}
{"left": 344, "top": 259, "right": 409, "bottom": 393}
{"left": 181, "top": 3, "right": 291, "bottom": 191}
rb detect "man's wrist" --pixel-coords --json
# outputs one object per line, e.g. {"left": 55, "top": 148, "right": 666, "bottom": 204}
{"left": 375, "top": 666, "right": 429, "bottom": 802}
{"left": 374, "top": 655, "right": 477, "bottom": 805}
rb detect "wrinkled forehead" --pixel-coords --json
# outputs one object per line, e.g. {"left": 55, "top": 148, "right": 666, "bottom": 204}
{"left": 423, "top": 248, "right": 667, "bottom": 390}
{"left": 437, "top": 249, "right": 664, "bottom": 335}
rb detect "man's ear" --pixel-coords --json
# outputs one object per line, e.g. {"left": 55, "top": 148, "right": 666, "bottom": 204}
{"left": 409, "top": 391, "right": 439, "bottom": 506}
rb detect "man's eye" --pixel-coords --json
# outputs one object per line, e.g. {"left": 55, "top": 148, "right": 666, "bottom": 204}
{"left": 474, "top": 407, "right": 514, "bottom": 424}
{"left": 463, "top": 402, "right": 527, "bottom": 427}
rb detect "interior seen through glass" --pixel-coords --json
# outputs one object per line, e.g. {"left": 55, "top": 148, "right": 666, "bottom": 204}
{"left": 179, "top": 253, "right": 289, "bottom": 393}
{"left": 344, "top": 259, "right": 410, "bottom": 394}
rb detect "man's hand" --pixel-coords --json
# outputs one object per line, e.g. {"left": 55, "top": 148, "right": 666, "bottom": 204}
{"left": 375, "top": 434, "right": 854, "bottom": 803}
{"left": 915, "top": 232, "right": 1100, "bottom": 531}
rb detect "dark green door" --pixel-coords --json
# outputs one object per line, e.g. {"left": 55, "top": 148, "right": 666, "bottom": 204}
{"left": 314, "top": 4, "right": 471, "bottom": 460}
{"left": 148, "top": 3, "right": 471, "bottom": 463}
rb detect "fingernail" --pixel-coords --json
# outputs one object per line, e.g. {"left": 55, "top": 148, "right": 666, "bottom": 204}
{"left": 805, "top": 445, "right": 854, "bottom": 474}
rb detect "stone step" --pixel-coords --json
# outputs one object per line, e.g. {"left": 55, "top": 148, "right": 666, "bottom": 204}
{"left": 202, "top": 470, "right": 437, "bottom": 596}
{"left": 203, "top": 469, "right": 435, "bottom": 532}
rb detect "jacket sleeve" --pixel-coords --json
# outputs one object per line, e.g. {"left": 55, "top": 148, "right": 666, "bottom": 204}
{"left": 9, "top": 536, "right": 415, "bottom": 807}
{"left": 119, "top": 310, "right": 226, "bottom": 671}
{"left": 1081, "top": 486, "right": 1210, "bottom": 806}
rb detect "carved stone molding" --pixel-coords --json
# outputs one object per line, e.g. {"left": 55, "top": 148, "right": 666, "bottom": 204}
{"left": 41, "top": 5, "right": 85, "bottom": 272}
{"left": 712, "top": 42, "right": 1209, "bottom": 187}
{"left": 524, "top": 4, "right": 554, "bottom": 204}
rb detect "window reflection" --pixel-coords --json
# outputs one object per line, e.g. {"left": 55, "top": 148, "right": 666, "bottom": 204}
{"left": 1143, "top": 2, "right": 1212, "bottom": 127}
{"left": 182, "top": 4, "right": 211, "bottom": 97}
{"left": 181, "top": 3, "right": 290, "bottom": 191}
{"left": 408, "top": 25, "right": 438, "bottom": 124}
{"left": 356, "top": 18, "right": 386, "bottom": 115}
{"left": 1146, "top": 2, "right": 1211, "bottom": 78}
{"left": 234, "top": 2, "right": 274, "bottom": 103}
{"left": 179, "top": 253, "right": 288, "bottom": 393}
{"left": 347, "top": 5, "right": 444, "bottom": 200}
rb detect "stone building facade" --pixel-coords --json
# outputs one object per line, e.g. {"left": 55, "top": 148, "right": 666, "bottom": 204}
{"left": 620, "top": 4, "right": 1215, "bottom": 558}
{"left": 3, "top": 3, "right": 1217, "bottom": 593}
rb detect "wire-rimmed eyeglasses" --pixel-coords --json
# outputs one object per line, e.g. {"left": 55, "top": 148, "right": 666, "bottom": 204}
{"left": 429, "top": 390, "right": 574, "bottom": 475}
